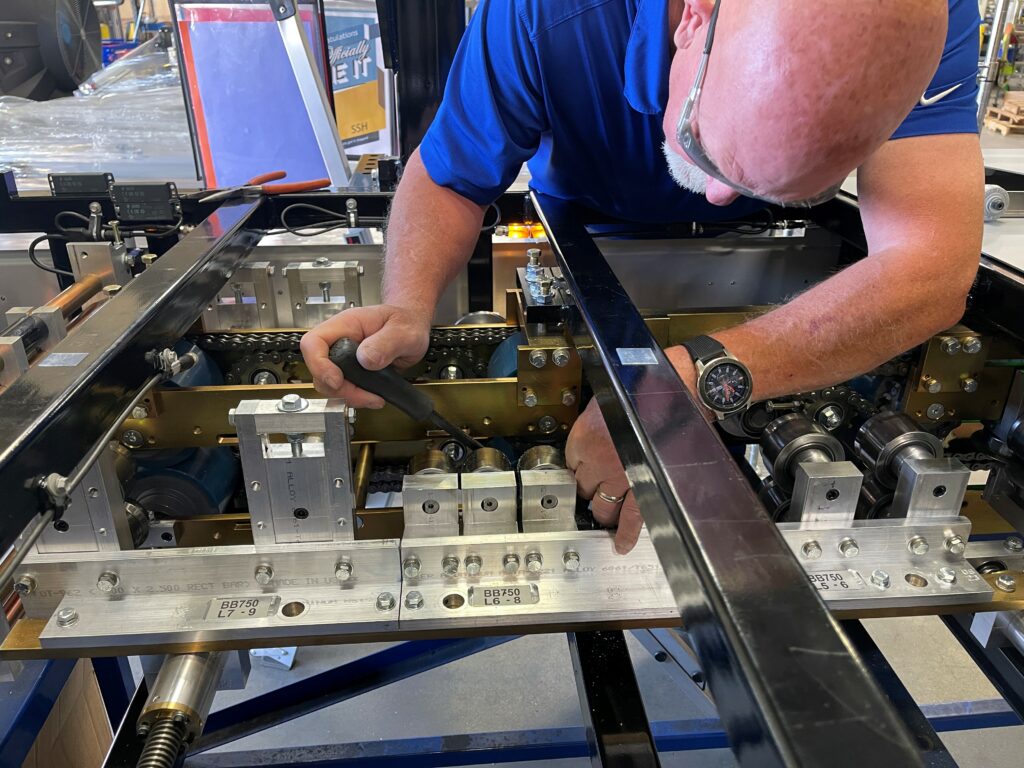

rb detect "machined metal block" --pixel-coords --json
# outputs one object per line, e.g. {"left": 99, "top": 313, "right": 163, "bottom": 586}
{"left": 790, "top": 461, "right": 861, "bottom": 526}
{"left": 461, "top": 471, "right": 518, "bottom": 536}
{"left": 235, "top": 397, "right": 354, "bottom": 544}
{"left": 0, "top": 334, "right": 29, "bottom": 387}
{"left": 202, "top": 262, "right": 277, "bottom": 330}
{"left": 285, "top": 259, "right": 363, "bottom": 326}
{"left": 520, "top": 469, "right": 577, "bottom": 532}
{"left": 892, "top": 457, "right": 970, "bottom": 519}
{"left": 35, "top": 450, "right": 133, "bottom": 554}
{"left": 402, "top": 474, "right": 460, "bottom": 537}
{"left": 67, "top": 240, "right": 133, "bottom": 287}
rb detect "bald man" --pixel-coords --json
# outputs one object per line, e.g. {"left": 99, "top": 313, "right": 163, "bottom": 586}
{"left": 302, "top": 0, "right": 983, "bottom": 551}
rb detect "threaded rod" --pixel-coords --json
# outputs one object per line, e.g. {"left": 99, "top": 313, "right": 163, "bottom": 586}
{"left": 136, "top": 718, "right": 187, "bottom": 768}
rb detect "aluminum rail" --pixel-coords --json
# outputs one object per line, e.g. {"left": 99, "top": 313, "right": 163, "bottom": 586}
{"left": 0, "top": 198, "right": 264, "bottom": 555}
{"left": 532, "top": 192, "right": 922, "bottom": 767}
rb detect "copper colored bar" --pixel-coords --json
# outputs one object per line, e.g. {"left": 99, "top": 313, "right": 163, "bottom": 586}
{"left": 354, "top": 443, "right": 374, "bottom": 509}
{"left": 47, "top": 274, "right": 103, "bottom": 318}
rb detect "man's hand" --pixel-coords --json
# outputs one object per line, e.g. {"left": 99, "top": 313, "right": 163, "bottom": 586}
{"left": 300, "top": 304, "right": 430, "bottom": 408}
{"left": 566, "top": 347, "right": 702, "bottom": 554}
{"left": 566, "top": 398, "right": 644, "bottom": 554}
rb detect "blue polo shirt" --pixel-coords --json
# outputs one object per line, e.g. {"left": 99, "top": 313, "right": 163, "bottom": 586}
{"left": 419, "top": 0, "right": 980, "bottom": 223}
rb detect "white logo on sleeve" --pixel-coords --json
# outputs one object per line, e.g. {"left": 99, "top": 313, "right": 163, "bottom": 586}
{"left": 919, "top": 83, "right": 962, "bottom": 107}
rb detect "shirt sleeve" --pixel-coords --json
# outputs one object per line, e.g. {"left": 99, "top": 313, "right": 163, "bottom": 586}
{"left": 418, "top": 0, "right": 546, "bottom": 204}
{"left": 891, "top": 0, "right": 981, "bottom": 139}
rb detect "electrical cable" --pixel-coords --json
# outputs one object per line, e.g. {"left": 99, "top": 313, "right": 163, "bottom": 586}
{"left": 54, "top": 210, "right": 91, "bottom": 234}
{"left": 279, "top": 203, "right": 385, "bottom": 237}
{"left": 28, "top": 234, "right": 75, "bottom": 277}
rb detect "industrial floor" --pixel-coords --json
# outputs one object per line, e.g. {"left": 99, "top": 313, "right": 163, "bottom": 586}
{"left": 176, "top": 615, "right": 1023, "bottom": 768}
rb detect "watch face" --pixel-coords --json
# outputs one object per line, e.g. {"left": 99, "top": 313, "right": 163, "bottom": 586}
{"left": 701, "top": 361, "right": 751, "bottom": 412}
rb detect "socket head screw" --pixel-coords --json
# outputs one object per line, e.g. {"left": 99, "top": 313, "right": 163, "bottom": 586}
{"left": 940, "top": 337, "right": 961, "bottom": 355}
{"left": 441, "top": 555, "right": 460, "bottom": 578}
{"left": 528, "top": 349, "right": 547, "bottom": 368}
{"left": 563, "top": 551, "right": 581, "bottom": 571}
{"left": 403, "top": 556, "right": 421, "bottom": 579}
{"left": 551, "top": 348, "right": 571, "bottom": 367}
{"left": 503, "top": 553, "right": 521, "bottom": 574}
{"left": 465, "top": 555, "right": 483, "bottom": 576}
{"left": 839, "top": 538, "right": 859, "bottom": 558}
{"left": 962, "top": 336, "right": 982, "bottom": 355}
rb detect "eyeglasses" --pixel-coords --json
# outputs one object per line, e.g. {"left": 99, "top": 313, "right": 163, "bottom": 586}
{"left": 674, "top": 0, "right": 843, "bottom": 208}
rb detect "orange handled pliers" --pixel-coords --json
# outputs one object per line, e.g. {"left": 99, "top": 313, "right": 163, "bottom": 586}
{"left": 199, "top": 171, "right": 331, "bottom": 204}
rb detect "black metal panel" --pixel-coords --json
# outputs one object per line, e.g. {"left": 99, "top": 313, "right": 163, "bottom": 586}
{"left": 0, "top": 198, "right": 263, "bottom": 554}
{"left": 568, "top": 631, "right": 660, "bottom": 767}
{"left": 533, "top": 192, "right": 922, "bottom": 767}
{"left": 377, "top": 0, "right": 465, "bottom": 160}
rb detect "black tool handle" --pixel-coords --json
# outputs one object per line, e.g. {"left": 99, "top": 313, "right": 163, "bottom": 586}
{"left": 328, "top": 338, "right": 434, "bottom": 422}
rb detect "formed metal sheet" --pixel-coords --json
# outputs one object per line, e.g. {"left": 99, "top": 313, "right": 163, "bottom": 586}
{"left": 533, "top": 191, "right": 923, "bottom": 767}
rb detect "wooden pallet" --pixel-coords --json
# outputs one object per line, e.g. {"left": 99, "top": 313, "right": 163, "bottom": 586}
{"left": 986, "top": 106, "right": 1024, "bottom": 126}
{"left": 984, "top": 117, "right": 1024, "bottom": 136}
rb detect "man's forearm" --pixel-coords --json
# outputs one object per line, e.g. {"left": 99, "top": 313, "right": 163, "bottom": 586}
{"left": 702, "top": 244, "right": 975, "bottom": 401}
{"left": 382, "top": 149, "right": 486, "bottom": 316}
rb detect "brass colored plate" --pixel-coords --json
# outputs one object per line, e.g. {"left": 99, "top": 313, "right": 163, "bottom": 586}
{"left": 174, "top": 514, "right": 254, "bottom": 548}
{"left": 0, "top": 616, "right": 676, "bottom": 660}
{"left": 122, "top": 381, "right": 579, "bottom": 450}
{"left": 961, "top": 490, "right": 1016, "bottom": 536}
{"left": 906, "top": 328, "right": 1015, "bottom": 423}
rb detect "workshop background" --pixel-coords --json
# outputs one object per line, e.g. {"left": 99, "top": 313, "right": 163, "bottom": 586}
{"left": 2, "top": 1, "right": 1024, "bottom": 768}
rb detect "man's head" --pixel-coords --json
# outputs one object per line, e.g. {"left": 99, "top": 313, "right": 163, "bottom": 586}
{"left": 662, "top": 0, "right": 948, "bottom": 206}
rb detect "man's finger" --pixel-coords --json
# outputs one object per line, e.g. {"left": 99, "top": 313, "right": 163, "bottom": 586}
{"left": 300, "top": 331, "right": 344, "bottom": 393}
{"left": 573, "top": 461, "right": 603, "bottom": 498}
{"left": 614, "top": 491, "right": 644, "bottom": 554}
{"left": 590, "top": 482, "right": 629, "bottom": 527}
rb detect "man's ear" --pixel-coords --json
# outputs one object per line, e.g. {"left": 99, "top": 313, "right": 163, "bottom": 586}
{"left": 675, "top": 0, "right": 716, "bottom": 51}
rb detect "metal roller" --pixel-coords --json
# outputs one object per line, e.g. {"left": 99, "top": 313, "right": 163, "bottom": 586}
{"left": 760, "top": 413, "right": 844, "bottom": 491}
{"left": 409, "top": 449, "right": 455, "bottom": 475}
{"left": 852, "top": 411, "right": 942, "bottom": 489}
{"left": 464, "top": 447, "right": 512, "bottom": 473}
{"left": 517, "top": 445, "right": 566, "bottom": 471}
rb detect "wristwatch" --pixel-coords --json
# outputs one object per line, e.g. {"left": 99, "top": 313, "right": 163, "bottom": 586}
{"left": 681, "top": 336, "right": 754, "bottom": 419}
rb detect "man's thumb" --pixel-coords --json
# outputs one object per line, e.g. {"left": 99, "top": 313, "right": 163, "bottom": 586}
{"left": 356, "top": 324, "right": 403, "bottom": 371}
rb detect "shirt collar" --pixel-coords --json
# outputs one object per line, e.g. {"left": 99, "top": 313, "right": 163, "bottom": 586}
{"left": 624, "top": 0, "right": 672, "bottom": 115}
